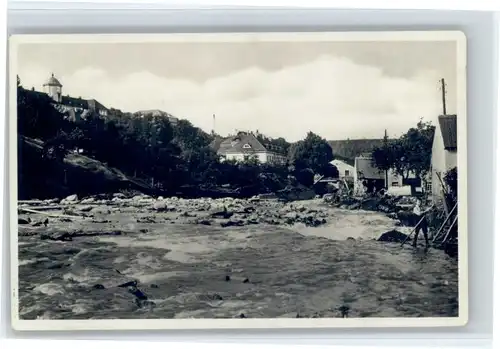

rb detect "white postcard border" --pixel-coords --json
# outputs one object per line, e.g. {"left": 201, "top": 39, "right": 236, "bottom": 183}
{"left": 8, "top": 31, "right": 468, "bottom": 331}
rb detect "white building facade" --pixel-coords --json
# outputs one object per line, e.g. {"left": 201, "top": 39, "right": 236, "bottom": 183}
{"left": 330, "top": 159, "right": 355, "bottom": 181}
{"left": 430, "top": 115, "right": 458, "bottom": 203}
{"left": 215, "top": 132, "right": 287, "bottom": 165}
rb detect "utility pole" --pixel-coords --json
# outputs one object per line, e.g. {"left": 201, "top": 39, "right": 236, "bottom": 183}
{"left": 384, "top": 129, "right": 388, "bottom": 189}
{"left": 440, "top": 78, "right": 447, "bottom": 115}
{"left": 212, "top": 114, "right": 216, "bottom": 135}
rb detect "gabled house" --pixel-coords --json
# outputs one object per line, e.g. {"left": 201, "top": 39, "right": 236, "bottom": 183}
{"left": 430, "top": 114, "right": 457, "bottom": 203}
{"left": 213, "top": 132, "right": 287, "bottom": 164}
{"left": 353, "top": 153, "right": 386, "bottom": 194}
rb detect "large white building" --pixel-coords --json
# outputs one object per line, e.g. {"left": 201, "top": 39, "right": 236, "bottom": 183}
{"left": 430, "top": 114, "right": 457, "bottom": 203}
{"left": 213, "top": 132, "right": 287, "bottom": 164}
{"left": 31, "top": 73, "right": 109, "bottom": 121}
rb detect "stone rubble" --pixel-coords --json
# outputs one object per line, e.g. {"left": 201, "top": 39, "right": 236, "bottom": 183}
{"left": 49, "top": 193, "right": 332, "bottom": 228}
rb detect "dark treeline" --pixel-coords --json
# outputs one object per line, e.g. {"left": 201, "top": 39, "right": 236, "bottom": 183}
{"left": 17, "top": 81, "right": 338, "bottom": 199}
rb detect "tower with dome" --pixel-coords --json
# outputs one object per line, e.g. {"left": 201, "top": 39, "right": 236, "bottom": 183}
{"left": 43, "top": 73, "right": 63, "bottom": 103}
{"left": 28, "top": 73, "right": 109, "bottom": 121}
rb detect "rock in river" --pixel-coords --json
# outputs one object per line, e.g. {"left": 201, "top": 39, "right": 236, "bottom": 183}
{"left": 18, "top": 217, "right": 31, "bottom": 224}
{"left": 61, "top": 194, "right": 79, "bottom": 204}
{"left": 153, "top": 200, "right": 167, "bottom": 211}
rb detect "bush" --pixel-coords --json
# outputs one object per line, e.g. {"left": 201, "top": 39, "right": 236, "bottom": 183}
{"left": 443, "top": 167, "right": 458, "bottom": 206}
{"left": 296, "top": 168, "right": 315, "bottom": 187}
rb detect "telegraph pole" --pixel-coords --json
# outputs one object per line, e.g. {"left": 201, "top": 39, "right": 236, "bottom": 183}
{"left": 212, "top": 114, "right": 216, "bottom": 135}
{"left": 384, "top": 129, "right": 389, "bottom": 189}
{"left": 440, "top": 78, "right": 447, "bottom": 115}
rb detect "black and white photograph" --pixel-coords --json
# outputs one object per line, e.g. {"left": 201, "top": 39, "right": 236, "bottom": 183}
{"left": 9, "top": 32, "right": 467, "bottom": 330}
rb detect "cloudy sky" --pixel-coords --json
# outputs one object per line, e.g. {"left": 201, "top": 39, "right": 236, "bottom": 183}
{"left": 17, "top": 39, "right": 457, "bottom": 142}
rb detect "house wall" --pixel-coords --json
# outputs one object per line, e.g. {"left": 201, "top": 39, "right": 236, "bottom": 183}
{"left": 221, "top": 152, "right": 286, "bottom": 164}
{"left": 265, "top": 153, "right": 287, "bottom": 164}
{"left": 446, "top": 150, "right": 457, "bottom": 170}
{"left": 386, "top": 169, "right": 403, "bottom": 187}
{"left": 330, "top": 160, "right": 355, "bottom": 179}
{"left": 224, "top": 153, "right": 247, "bottom": 162}
{"left": 257, "top": 153, "right": 268, "bottom": 163}
{"left": 386, "top": 169, "right": 419, "bottom": 188}
{"left": 45, "top": 85, "right": 62, "bottom": 102}
{"left": 431, "top": 124, "right": 448, "bottom": 203}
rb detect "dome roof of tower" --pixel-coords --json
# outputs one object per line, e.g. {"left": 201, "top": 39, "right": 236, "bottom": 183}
{"left": 43, "top": 73, "right": 62, "bottom": 87}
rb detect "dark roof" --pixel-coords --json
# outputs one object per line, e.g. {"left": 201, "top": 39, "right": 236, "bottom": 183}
{"left": 330, "top": 159, "right": 355, "bottom": 168}
{"left": 438, "top": 115, "right": 457, "bottom": 150}
{"left": 355, "top": 156, "right": 385, "bottom": 180}
{"left": 87, "top": 99, "right": 108, "bottom": 111}
{"left": 24, "top": 89, "right": 51, "bottom": 100}
{"left": 328, "top": 138, "right": 390, "bottom": 160}
{"left": 209, "top": 136, "right": 224, "bottom": 151}
{"left": 58, "top": 97, "right": 108, "bottom": 111}
{"left": 216, "top": 133, "right": 268, "bottom": 154}
{"left": 61, "top": 96, "right": 89, "bottom": 109}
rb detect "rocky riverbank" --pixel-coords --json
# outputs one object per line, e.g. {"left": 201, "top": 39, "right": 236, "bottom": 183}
{"left": 19, "top": 191, "right": 451, "bottom": 249}
{"left": 19, "top": 193, "right": 333, "bottom": 233}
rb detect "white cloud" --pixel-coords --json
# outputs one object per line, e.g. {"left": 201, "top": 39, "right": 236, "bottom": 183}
{"left": 19, "top": 55, "right": 445, "bottom": 142}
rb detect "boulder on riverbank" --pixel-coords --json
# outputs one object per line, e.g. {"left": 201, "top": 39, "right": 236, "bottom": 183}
{"left": 377, "top": 230, "right": 408, "bottom": 243}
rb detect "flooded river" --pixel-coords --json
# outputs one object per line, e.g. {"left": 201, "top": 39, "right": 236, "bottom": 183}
{"left": 17, "top": 201, "right": 459, "bottom": 320}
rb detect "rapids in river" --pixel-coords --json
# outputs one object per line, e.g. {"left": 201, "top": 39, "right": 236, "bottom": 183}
{"left": 17, "top": 201, "right": 458, "bottom": 320}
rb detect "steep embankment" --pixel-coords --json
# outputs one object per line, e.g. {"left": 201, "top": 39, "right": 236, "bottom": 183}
{"left": 18, "top": 136, "right": 152, "bottom": 199}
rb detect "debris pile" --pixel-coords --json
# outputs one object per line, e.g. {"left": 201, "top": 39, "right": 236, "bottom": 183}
{"left": 18, "top": 193, "right": 331, "bottom": 229}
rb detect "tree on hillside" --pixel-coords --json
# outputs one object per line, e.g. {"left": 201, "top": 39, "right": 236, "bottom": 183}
{"left": 43, "top": 130, "right": 71, "bottom": 162}
{"left": 288, "top": 132, "right": 334, "bottom": 175}
{"left": 174, "top": 119, "right": 212, "bottom": 150}
{"left": 255, "top": 131, "right": 291, "bottom": 155}
{"left": 17, "top": 85, "right": 71, "bottom": 140}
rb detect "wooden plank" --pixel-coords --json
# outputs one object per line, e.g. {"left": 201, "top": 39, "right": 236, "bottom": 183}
{"left": 18, "top": 205, "right": 63, "bottom": 211}
{"left": 440, "top": 215, "right": 458, "bottom": 246}
{"left": 313, "top": 175, "right": 325, "bottom": 185}
{"left": 435, "top": 171, "right": 450, "bottom": 215}
{"left": 18, "top": 207, "right": 87, "bottom": 220}
{"left": 18, "top": 200, "right": 46, "bottom": 205}
{"left": 431, "top": 202, "right": 458, "bottom": 244}
{"left": 342, "top": 179, "right": 351, "bottom": 195}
